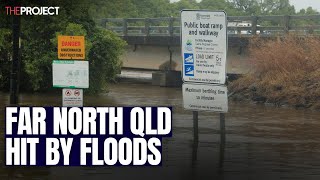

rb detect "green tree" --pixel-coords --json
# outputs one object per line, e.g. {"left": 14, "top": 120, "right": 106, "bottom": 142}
{"left": 88, "top": 29, "right": 126, "bottom": 93}
{"left": 199, "top": 0, "right": 241, "bottom": 16}
{"left": 0, "top": 0, "right": 126, "bottom": 92}
{"left": 170, "top": 0, "right": 200, "bottom": 16}
{"left": 227, "top": 0, "right": 295, "bottom": 15}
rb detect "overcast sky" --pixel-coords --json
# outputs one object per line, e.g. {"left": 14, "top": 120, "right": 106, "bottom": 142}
{"left": 289, "top": 0, "right": 320, "bottom": 11}
{"left": 170, "top": 0, "right": 320, "bottom": 12}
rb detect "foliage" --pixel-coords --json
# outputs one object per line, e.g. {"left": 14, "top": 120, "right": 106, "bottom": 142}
{"left": 0, "top": 28, "right": 12, "bottom": 90}
{"left": 0, "top": 0, "right": 126, "bottom": 93}
{"left": 229, "top": 36, "right": 320, "bottom": 109}
{"left": 87, "top": 28, "right": 126, "bottom": 93}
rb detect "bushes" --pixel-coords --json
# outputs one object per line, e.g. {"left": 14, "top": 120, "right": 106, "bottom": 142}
{"left": 0, "top": 21, "right": 125, "bottom": 93}
{"left": 20, "top": 22, "right": 125, "bottom": 93}
{"left": 87, "top": 28, "right": 126, "bottom": 93}
{"left": 229, "top": 36, "right": 320, "bottom": 109}
{"left": 0, "top": 28, "right": 12, "bottom": 91}
{"left": 0, "top": 1, "right": 126, "bottom": 93}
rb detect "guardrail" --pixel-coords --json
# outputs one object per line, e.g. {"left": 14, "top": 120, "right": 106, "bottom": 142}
{"left": 100, "top": 15, "right": 320, "bottom": 37}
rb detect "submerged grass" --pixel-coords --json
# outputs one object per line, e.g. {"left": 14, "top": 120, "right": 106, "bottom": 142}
{"left": 229, "top": 35, "right": 320, "bottom": 109}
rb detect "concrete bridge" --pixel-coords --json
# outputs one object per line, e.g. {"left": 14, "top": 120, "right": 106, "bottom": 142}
{"left": 99, "top": 15, "right": 320, "bottom": 85}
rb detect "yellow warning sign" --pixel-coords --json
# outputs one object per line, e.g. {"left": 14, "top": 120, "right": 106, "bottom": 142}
{"left": 58, "top": 36, "right": 85, "bottom": 60}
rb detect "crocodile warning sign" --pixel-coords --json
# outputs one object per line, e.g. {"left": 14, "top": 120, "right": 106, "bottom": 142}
{"left": 58, "top": 36, "right": 85, "bottom": 60}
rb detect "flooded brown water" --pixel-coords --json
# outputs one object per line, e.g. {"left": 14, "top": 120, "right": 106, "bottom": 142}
{"left": 1, "top": 83, "right": 320, "bottom": 180}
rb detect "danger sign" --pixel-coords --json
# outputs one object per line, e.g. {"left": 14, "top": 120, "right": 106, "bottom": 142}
{"left": 58, "top": 36, "right": 85, "bottom": 60}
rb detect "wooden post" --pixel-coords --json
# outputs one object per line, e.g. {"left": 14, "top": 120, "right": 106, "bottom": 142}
{"left": 123, "top": 18, "right": 128, "bottom": 36}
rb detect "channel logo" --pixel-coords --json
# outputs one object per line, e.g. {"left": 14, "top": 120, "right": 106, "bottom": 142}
{"left": 5, "top": 6, "right": 60, "bottom": 16}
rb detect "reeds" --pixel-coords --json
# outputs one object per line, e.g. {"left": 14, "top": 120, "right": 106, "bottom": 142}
{"left": 230, "top": 35, "right": 320, "bottom": 109}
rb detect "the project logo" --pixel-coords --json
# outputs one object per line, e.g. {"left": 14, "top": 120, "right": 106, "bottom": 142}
{"left": 185, "top": 40, "right": 193, "bottom": 51}
{"left": 5, "top": 6, "right": 60, "bottom": 15}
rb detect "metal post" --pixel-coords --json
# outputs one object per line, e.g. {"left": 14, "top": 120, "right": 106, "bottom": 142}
{"left": 193, "top": 111, "right": 199, "bottom": 142}
{"left": 192, "top": 111, "right": 199, "bottom": 168}
{"left": 219, "top": 113, "right": 226, "bottom": 169}
{"left": 10, "top": 6, "right": 21, "bottom": 105}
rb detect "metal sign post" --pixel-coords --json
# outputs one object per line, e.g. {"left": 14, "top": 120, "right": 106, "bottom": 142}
{"left": 193, "top": 111, "right": 199, "bottom": 142}
{"left": 181, "top": 10, "right": 229, "bottom": 168}
{"left": 219, "top": 113, "right": 225, "bottom": 168}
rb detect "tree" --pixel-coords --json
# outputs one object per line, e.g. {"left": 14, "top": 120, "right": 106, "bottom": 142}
{"left": 298, "top": 7, "right": 319, "bottom": 15}
{"left": 0, "top": 0, "right": 126, "bottom": 92}
{"left": 227, "top": 0, "right": 295, "bottom": 15}
{"left": 170, "top": 0, "right": 200, "bottom": 16}
{"left": 199, "top": 0, "right": 242, "bottom": 16}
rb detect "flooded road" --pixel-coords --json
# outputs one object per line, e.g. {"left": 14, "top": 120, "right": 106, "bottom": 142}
{"left": 1, "top": 83, "right": 320, "bottom": 180}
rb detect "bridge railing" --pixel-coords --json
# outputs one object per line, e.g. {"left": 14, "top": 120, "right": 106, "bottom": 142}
{"left": 100, "top": 15, "right": 320, "bottom": 37}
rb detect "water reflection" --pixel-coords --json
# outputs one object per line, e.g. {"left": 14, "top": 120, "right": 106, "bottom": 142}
{"left": 1, "top": 83, "right": 320, "bottom": 179}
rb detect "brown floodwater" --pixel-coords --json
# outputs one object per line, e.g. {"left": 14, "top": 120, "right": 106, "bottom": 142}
{"left": 1, "top": 83, "right": 320, "bottom": 180}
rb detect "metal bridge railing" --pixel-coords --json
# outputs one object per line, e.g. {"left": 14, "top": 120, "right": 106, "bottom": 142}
{"left": 99, "top": 15, "right": 320, "bottom": 37}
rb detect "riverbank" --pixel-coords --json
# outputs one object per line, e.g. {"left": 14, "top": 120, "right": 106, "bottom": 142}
{"left": 229, "top": 36, "right": 320, "bottom": 110}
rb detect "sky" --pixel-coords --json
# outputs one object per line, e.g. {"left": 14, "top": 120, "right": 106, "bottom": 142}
{"left": 289, "top": 0, "right": 320, "bottom": 12}
{"left": 170, "top": 0, "right": 320, "bottom": 12}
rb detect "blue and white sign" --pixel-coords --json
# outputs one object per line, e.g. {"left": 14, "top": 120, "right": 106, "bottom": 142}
{"left": 184, "top": 65, "right": 194, "bottom": 76}
{"left": 181, "top": 10, "right": 227, "bottom": 84}
{"left": 184, "top": 53, "right": 194, "bottom": 64}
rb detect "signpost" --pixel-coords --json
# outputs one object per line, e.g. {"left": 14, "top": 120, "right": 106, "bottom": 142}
{"left": 62, "top": 89, "right": 83, "bottom": 107}
{"left": 58, "top": 36, "right": 85, "bottom": 60}
{"left": 53, "top": 35, "right": 87, "bottom": 107}
{"left": 181, "top": 10, "right": 228, "bottom": 168}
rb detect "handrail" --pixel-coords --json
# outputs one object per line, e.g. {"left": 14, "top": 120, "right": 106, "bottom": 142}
{"left": 99, "top": 15, "right": 320, "bottom": 37}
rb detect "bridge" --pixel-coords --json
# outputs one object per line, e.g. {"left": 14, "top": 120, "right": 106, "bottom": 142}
{"left": 99, "top": 15, "right": 320, "bottom": 86}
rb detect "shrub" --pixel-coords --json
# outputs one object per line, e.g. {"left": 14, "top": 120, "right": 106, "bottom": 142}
{"left": 229, "top": 35, "right": 320, "bottom": 109}
{"left": 87, "top": 28, "right": 126, "bottom": 94}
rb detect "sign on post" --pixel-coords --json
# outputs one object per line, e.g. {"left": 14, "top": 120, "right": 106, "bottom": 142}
{"left": 58, "top": 36, "right": 85, "bottom": 60}
{"left": 181, "top": 10, "right": 227, "bottom": 84}
{"left": 183, "top": 83, "right": 228, "bottom": 112}
{"left": 62, "top": 89, "right": 83, "bottom": 107}
{"left": 52, "top": 60, "right": 89, "bottom": 88}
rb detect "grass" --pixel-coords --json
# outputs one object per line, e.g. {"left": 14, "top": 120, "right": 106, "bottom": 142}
{"left": 229, "top": 35, "right": 320, "bottom": 109}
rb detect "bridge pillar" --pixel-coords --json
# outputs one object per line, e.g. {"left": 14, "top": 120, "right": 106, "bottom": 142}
{"left": 152, "top": 71, "right": 182, "bottom": 87}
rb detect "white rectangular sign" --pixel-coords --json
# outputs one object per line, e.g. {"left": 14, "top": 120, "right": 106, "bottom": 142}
{"left": 62, "top": 89, "right": 83, "bottom": 107}
{"left": 52, "top": 60, "right": 89, "bottom": 88}
{"left": 183, "top": 83, "right": 228, "bottom": 112}
{"left": 181, "top": 10, "right": 227, "bottom": 84}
